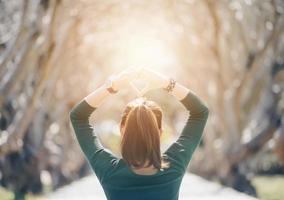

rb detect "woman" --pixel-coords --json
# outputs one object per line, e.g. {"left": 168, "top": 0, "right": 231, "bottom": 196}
{"left": 69, "top": 68, "right": 209, "bottom": 200}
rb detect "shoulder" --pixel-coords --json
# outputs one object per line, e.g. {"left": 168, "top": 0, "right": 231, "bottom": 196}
{"left": 88, "top": 149, "right": 121, "bottom": 180}
{"left": 162, "top": 153, "right": 187, "bottom": 175}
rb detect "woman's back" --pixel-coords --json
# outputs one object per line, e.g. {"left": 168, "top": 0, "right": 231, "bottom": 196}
{"left": 100, "top": 156, "right": 183, "bottom": 200}
{"left": 69, "top": 68, "right": 209, "bottom": 200}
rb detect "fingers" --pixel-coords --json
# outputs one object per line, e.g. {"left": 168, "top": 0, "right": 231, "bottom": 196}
{"left": 128, "top": 67, "right": 145, "bottom": 81}
{"left": 130, "top": 81, "right": 139, "bottom": 93}
{"left": 140, "top": 67, "right": 151, "bottom": 80}
{"left": 117, "top": 66, "right": 160, "bottom": 84}
{"left": 138, "top": 83, "right": 150, "bottom": 96}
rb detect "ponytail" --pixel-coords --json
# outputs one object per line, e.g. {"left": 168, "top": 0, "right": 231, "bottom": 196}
{"left": 120, "top": 99, "right": 169, "bottom": 170}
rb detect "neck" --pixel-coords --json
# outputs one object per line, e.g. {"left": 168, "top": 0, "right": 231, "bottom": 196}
{"left": 131, "top": 165, "right": 158, "bottom": 175}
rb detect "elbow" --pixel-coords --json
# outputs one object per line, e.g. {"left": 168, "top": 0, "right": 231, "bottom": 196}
{"left": 205, "top": 106, "right": 209, "bottom": 114}
{"left": 69, "top": 106, "right": 90, "bottom": 122}
{"left": 69, "top": 99, "right": 96, "bottom": 122}
{"left": 69, "top": 109, "right": 77, "bottom": 121}
{"left": 203, "top": 106, "right": 210, "bottom": 118}
{"left": 199, "top": 101, "right": 209, "bottom": 118}
{"left": 69, "top": 111, "right": 74, "bottom": 122}
{"left": 190, "top": 106, "right": 209, "bottom": 120}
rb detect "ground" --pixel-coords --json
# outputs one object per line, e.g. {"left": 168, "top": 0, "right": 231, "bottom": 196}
{"left": 45, "top": 173, "right": 258, "bottom": 200}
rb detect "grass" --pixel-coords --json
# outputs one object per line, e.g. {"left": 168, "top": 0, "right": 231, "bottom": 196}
{"left": 0, "top": 187, "right": 43, "bottom": 200}
{"left": 252, "top": 175, "right": 284, "bottom": 200}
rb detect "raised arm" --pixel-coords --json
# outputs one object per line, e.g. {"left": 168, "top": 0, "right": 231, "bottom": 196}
{"left": 139, "top": 68, "right": 210, "bottom": 173}
{"left": 138, "top": 68, "right": 209, "bottom": 173}
{"left": 69, "top": 83, "right": 108, "bottom": 160}
{"left": 69, "top": 83, "right": 120, "bottom": 182}
{"left": 69, "top": 68, "right": 140, "bottom": 157}
{"left": 69, "top": 68, "right": 139, "bottom": 181}
{"left": 165, "top": 84, "right": 209, "bottom": 173}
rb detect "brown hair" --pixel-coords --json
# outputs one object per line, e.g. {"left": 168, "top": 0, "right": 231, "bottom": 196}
{"left": 120, "top": 98, "right": 169, "bottom": 170}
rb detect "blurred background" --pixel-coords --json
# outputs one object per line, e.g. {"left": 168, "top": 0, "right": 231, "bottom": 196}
{"left": 0, "top": 0, "right": 284, "bottom": 200}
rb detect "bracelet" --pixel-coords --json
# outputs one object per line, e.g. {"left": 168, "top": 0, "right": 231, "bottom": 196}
{"left": 107, "top": 86, "right": 118, "bottom": 94}
{"left": 164, "top": 78, "right": 176, "bottom": 93}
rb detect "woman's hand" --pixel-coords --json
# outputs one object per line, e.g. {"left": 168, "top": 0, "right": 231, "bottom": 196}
{"left": 110, "top": 67, "right": 141, "bottom": 91}
{"left": 109, "top": 67, "right": 169, "bottom": 96}
{"left": 135, "top": 68, "right": 169, "bottom": 96}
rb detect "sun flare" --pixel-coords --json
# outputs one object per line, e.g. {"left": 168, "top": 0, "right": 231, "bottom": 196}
{"left": 80, "top": 7, "right": 182, "bottom": 75}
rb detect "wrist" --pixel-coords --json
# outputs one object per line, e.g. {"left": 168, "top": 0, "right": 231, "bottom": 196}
{"left": 163, "top": 77, "right": 176, "bottom": 93}
{"left": 112, "top": 77, "right": 120, "bottom": 91}
{"left": 160, "top": 76, "right": 169, "bottom": 88}
{"left": 105, "top": 76, "right": 119, "bottom": 94}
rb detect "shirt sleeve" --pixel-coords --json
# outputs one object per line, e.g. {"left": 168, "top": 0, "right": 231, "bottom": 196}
{"left": 69, "top": 99, "right": 118, "bottom": 183}
{"left": 164, "top": 90, "right": 209, "bottom": 174}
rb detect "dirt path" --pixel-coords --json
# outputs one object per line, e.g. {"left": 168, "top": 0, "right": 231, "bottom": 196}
{"left": 45, "top": 173, "right": 258, "bottom": 200}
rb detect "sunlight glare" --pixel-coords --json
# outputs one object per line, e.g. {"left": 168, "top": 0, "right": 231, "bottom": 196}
{"left": 113, "top": 33, "right": 177, "bottom": 72}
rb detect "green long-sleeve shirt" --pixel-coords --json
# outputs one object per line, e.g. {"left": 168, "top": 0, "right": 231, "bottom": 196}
{"left": 69, "top": 90, "right": 209, "bottom": 200}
